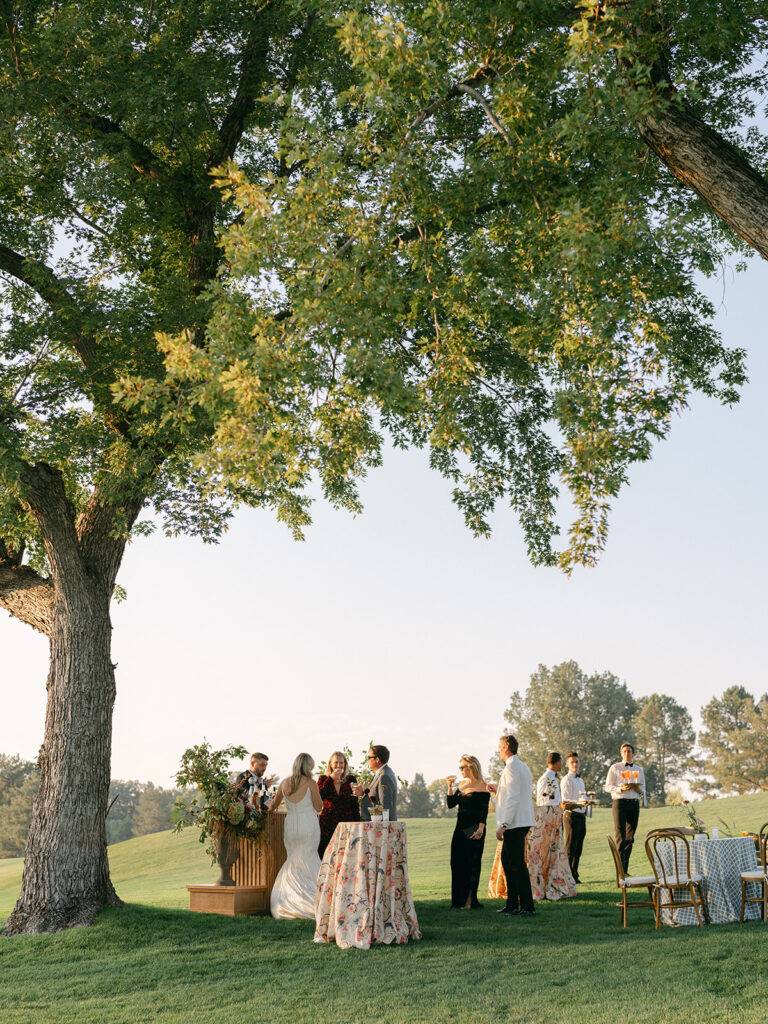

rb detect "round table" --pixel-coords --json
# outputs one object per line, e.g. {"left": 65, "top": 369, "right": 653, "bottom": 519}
{"left": 314, "top": 821, "right": 422, "bottom": 949}
{"left": 653, "top": 835, "right": 760, "bottom": 925}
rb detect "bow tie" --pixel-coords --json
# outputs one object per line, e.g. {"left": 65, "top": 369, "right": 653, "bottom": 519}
{"left": 575, "top": 773, "right": 581, "bottom": 778}
{"left": 623, "top": 763, "right": 634, "bottom": 768}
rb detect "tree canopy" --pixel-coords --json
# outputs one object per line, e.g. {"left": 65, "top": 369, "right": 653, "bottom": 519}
{"left": 168, "top": 0, "right": 767, "bottom": 568}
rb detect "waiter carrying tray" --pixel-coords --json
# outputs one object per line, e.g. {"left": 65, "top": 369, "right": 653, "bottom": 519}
{"left": 604, "top": 742, "right": 646, "bottom": 873}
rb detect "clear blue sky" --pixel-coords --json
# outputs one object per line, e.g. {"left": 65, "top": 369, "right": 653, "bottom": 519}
{"left": 2, "top": 258, "right": 766, "bottom": 790}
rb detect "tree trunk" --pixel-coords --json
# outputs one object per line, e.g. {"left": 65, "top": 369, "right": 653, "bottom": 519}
{"left": 3, "top": 576, "right": 121, "bottom": 934}
{"left": 2, "top": 464, "right": 141, "bottom": 935}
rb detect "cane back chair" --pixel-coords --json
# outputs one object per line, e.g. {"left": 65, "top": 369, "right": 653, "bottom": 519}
{"left": 606, "top": 834, "right": 657, "bottom": 927}
{"left": 645, "top": 829, "right": 709, "bottom": 928}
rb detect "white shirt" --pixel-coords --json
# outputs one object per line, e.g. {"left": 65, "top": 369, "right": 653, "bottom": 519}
{"left": 535, "top": 768, "right": 561, "bottom": 806}
{"left": 495, "top": 755, "right": 535, "bottom": 829}
{"left": 604, "top": 761, "right": 646, "bottom": 806}
{"left": 561, "top": 771, "right": 587, "bottom": 814}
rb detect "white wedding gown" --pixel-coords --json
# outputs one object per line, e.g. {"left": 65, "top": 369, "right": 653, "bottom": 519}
{"left": 270, "top": 788, "right": 322, "bottom": 919}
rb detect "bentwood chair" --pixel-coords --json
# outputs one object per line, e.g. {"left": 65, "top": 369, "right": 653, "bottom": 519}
{"left": 606, "top": 834, "right": 657, "bottom": 927}
{"left": 645, "top": 830, "right": 709, "bottom": 928}
{"left": 740, "top": 821, "right": 768, "bottom": 922}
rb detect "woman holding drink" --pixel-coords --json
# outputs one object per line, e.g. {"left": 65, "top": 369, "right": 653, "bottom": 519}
{"left": 316, "top": 750, "right": 361, "bottom": 857}
{"left": 445, "top": 756, "right": 492, "bottom": 909}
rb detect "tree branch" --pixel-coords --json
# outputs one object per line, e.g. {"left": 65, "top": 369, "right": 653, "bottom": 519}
{"left": 68, "top": 104, "right": 171, "bottom": 185}
{"left": 0, "top": 243, "right": 98, "bottom": 369}
{"left": 639, "top": 85, "right": 768, "bottom": 260}
{"left": 0, "top": 536, "right": 52, "bottom": 636}
{"left": 206, "top": 21, "right": 272, "bottom": 171}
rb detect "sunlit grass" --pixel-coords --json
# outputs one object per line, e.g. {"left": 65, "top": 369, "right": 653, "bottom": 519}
{"left": 1, "top": 793, "right": 768, "bottom": 1022}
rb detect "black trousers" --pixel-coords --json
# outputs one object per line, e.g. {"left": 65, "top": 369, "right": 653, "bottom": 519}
{"left": 450, "top": 828, "right": 486, "bottom": 907}
{"left": 563, "top": 810, "right": 587, "bottom": 882}
{"left": 613, "top": 799, "right": 640, "bottom": 873}
{"left": 501, "top": 826, "right": 533, "bottom": 912}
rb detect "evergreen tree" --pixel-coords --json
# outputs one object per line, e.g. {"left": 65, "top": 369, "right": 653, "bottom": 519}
{"left": 631, "top": 694, "right": 695, "bottom": 804}
{"left": 500, "top": 661, "right": 637, "bottom": 804}
{"left": 697, "top": 687, "right": 768, "bottom": 794}
{"left": 400, "top": 774, "right": 434, "bottom": 818}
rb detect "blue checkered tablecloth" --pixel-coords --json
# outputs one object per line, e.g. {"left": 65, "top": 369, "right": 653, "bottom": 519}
{"left": 654, "top": 835, "right": 760, "bottom": 926}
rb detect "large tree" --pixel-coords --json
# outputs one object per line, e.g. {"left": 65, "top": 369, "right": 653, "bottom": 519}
{"left": 0, "top": 0, "right": 360, "bottom": 934}
{"left": 631, "top": 693, "right": 695, "bottom": 804}
{"left": 499, "top": 661, "right": 637, "bottom": 799}
{"left": 697, "top": 686, "right": 768, "bottom": 794}
{"left": 1, "top": 0, "right": 765, "bottom": 935}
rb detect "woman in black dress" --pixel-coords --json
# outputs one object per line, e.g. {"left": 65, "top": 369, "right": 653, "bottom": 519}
{"left": 446, "top": 755, "right": 491, "bottom": 909}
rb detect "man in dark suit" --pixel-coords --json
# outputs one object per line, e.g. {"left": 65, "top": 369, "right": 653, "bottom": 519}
{"left": 354, "top": 744, "right": 398, "bottom": 821}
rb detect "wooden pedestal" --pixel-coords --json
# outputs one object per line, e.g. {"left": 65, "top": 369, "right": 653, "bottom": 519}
{"left": 187, "top": 813, "right": 287, "bottom": 916}
{"left": 187, "top": 884, "right": 269, "bottom": 915}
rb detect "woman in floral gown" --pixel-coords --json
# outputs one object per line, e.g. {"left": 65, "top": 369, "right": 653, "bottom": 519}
{"left": 317, "top": 750, "right": 360, "bottom": 857}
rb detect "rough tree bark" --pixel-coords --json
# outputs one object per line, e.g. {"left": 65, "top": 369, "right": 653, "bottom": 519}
{"left": 638, "top": 69, "right": 768, "bottom": 262}
{"left": 2, "top": 465, "right": 143, "bottom": 934}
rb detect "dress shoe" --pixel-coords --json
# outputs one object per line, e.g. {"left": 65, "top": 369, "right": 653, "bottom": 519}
{"left": 496, "top": 906, "right": 515, "bottom": 915}
{"left": 470, "top": 901, "right": 483, "bottom": 910}
{"left": 517, "top": 909, "right": 536, "bottom": 917}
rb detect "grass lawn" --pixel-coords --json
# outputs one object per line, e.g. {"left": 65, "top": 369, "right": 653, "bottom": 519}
{"left": 2, "top": 794, "right": 768, "bottom": 1023}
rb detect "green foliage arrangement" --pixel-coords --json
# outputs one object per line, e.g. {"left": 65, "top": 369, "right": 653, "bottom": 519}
{"left": 172, "top": 743, "right": 267, "bottom": 860}
{"left": 681, "top": 800, "right": 707, "bottom": 835}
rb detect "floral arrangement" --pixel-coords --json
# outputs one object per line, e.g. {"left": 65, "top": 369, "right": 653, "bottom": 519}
{"left": 681, "top": 800, "right": 707, "bottom": 834}
{"left": 172, "top": 741, "right": 267, "bottom": 859}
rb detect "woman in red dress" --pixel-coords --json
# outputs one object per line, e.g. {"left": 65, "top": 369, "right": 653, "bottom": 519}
{"left": 317, "top": 750, "right": 361, "bottom": 857}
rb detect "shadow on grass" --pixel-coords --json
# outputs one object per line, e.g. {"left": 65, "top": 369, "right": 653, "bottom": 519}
{"left": 3, "top": 888, "right": 761, "bottom": 964}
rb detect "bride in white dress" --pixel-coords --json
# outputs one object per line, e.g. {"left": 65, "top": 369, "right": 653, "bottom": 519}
{"left": 269, "top": 753, "right": 323, "bottom": 919}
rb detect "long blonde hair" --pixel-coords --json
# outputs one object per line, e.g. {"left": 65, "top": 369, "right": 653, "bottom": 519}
{"left": 286, "top": 752, "right": 315, "bottom": 796}
{"left": 460, "top": 755, "right": 484, "bottom": 783}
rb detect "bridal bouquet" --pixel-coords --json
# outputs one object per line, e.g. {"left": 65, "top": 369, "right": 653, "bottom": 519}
{"left": 172, "top": 741, "right": 267, "bottom": 859}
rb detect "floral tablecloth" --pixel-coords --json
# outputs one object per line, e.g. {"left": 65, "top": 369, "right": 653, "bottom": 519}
{"left": 488, "top": 806, "right": 576, "bottom": 902}
{"left": 654, "top": 835, "right": 760, "bottom": 926}
{"left": 314, "top": 822, "right": 422, "bottom": 949}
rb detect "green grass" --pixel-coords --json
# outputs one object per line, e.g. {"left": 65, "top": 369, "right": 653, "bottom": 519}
{"left": 2, "top": 794, "right": 768, "bottom": 1023}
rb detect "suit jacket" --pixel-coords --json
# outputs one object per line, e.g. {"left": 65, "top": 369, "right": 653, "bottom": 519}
{"left": 495, "top": 755, "right": 535, "bottom": 830}
{"left": 360, "top": 763, "right": 398, "bottom": 821}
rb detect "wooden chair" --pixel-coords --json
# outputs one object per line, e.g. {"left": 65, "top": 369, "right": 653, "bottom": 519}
{"left": 645, "top": 830, "right": 709, "bottom": 928}
{"left": 740, "top": 821, "right": 768, "bottom": 922}
{"left": 606, "top": 834, "right": 657, "bottom": 927}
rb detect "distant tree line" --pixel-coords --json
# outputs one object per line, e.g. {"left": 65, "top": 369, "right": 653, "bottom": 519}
{"left": 0, "top": 755, "right": 182, "bottom": 858}
{"left": 4, "top": 669, "right": 764, "bottom": 852}
{"left": 495, "top": 662, "right": 768, "bottom": 806}
{"left": 406, "top": 666, "right": 768, "bottom": 815}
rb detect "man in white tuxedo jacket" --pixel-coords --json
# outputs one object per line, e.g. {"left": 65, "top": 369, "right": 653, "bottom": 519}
{"left": 494, "top": 734, "right": 536, "bottom": 916}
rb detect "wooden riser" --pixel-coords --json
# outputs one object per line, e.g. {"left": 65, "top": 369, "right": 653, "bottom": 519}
{"left": 188, "top": 814, "right": 288, "bottom": 916}
{"left": 187, "top": 885, "right": 269, "bottom": 916}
